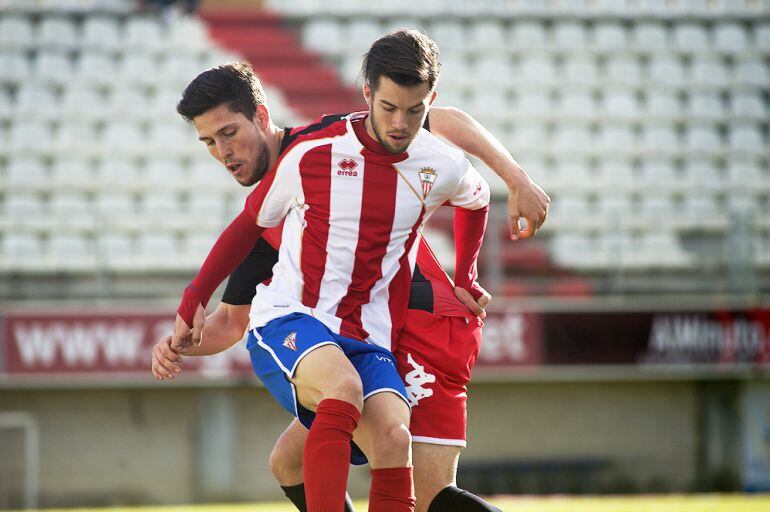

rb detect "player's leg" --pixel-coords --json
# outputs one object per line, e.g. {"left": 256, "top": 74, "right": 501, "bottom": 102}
{"left": 269, "top": 419, "right": 356, "bottom": 512}
{"left": 291, "top": 345, "right": 363, "bottom": 511}
{"left": 352, "top": 392, "right": 415, "bottom": 512}
{"left": 249, "top": 313, "right": 364, "bottom": 512}
{"left": 413, "top": 442, "right": 501, "bottom": 512}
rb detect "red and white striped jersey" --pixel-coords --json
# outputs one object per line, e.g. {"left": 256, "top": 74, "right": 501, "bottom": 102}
{"left": 245, "top": 113, "right": 490, "bottom": 351}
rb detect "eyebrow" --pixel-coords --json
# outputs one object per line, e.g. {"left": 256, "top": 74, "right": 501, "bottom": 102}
{"left": 379, "top": 99, "right": 424, "bottom": 111}
{"left": 198, "top": 123, "right": 239, "bottom": 141}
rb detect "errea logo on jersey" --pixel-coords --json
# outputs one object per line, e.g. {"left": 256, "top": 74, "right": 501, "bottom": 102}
{"left": 337, "top": 159, "right": 358, "bottom": 177}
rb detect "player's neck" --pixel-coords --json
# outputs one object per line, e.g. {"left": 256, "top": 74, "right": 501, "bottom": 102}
{"left": 264, "top": 123, "right": 284, "bottom": 170}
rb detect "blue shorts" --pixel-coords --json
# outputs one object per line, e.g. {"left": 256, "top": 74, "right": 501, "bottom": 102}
{"left": 247, "top": 312, "right": 409, "bottom": 465}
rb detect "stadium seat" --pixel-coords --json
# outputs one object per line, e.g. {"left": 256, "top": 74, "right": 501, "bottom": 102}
{"left": 714, "top": 23, "right": 749, "bottom": 53}
{"left": 33, "top": 50, "right": 74, "bottom": 85}
{"left": 95, "top": 191, "right": 137, "bottom": 222}
{"left": 641, "top": 232, "right": 692, "bottom": 268}
{"left": 632, "top": 22, "right": 668, "bottom": 52}
{"left": 640, "top": 158, "right": 681, "bottom": 191}
{"left": 687, "top": 92, "right": 725, "bottom": 121}
{"left": 55, "top": 121, "right": 97, "bottom": 158}
{"left": 37, "top": 16, "right": 78, "bottom": 49}
{"left": 2, "top": 233, "right": 45, "bottom": 270}
{"left": 61, "top": 85, "right": 105, "bottom": 121}
{"left": 189, "top": 160, "right": 234, "bottom": 192}
{"left": 95, "top": 158, "right": 142, "bottom": 191}
{"left": 124, "top": 17, "right": 164, "bottom": 51}
{"left": 96, "top": 232, "right": 135, "bottom": 270}
{"left": 0, "top": 16, "right": 34, "bottom": 49}
{"left": 519, "top": 55, "right": 557, "bottom": 86}
{"left": 167, "top": 15, "right": 209, "bottom": 52}
{"left": 593, "top": 21, "right": 627, "bottom": 50}
{"left": 508, "top": 124, "right": 549, "bottom": 152}
{"left": 0, "top": 51, "right": 32, "bottom": 84}
{"left": 553, "top": 21, "right": 587, "bottom": 50}
{"left": 559, "top": 89, "right": 596, "bottom": 120}
{"left": 728, "top": 158, "right": 766, "bottom": 193}
{"left": 644, "top": 91, "right": 682, "bottom": 120}
{"left": 9, "top": 121, "right": 53, "bottom": 156}
{"left": 50, "top": 158, "right": 94, "bottom": 191}
{"left": 602, "top": 89, "right": 640, "bottom": 120}
{"left": 81, "top": 16, "right": 121, "bottom": 50}
{"left": 14, "top": 84, "right": 59, "bottom": 120}
{"left": 642, "top": 123, "right": 680, "bottom": 154}
{"left": 6, "top": 157, "right": 48, "bottom": 191}
{"left": 162, "top": 54, "right": 206, "bottom": 87}
{"left": 469, "top": 20, "right": 507, "bottom": 51}
{"left": 48, "top": 233, "right": 96, "bottom": 271}
{"left": 101, "top": 123, "right": 145, "bottom": 157}
{"left": 49, "top": 192, "right": 94, "bottom": 221}
{"left": 690, "top": 56, "right": 730, "bottom": 89}
{"left": 143, "top": 158, "right": 187, "bottom": 188}
{"left": 684, "top": 158, "right": 723, "bottom": 193}
{"left": 756, "top": 23, "right": 770, "bottom": 52}
{"left": 734, "top": 56, "right": 769, "bottom": 87}
{"left": 302, "top": 18, "right": 344, "bottom": 55}
{"left": 136, "top": 232, "right": 179, "bottom": 268}
{"left": 473, "top": 54, "right": 515, "bottom": 88}
{"left": 119, "top": 54, "right": 160, "bottom": 86}
{"left": 146, "top": 123, "right": 192, "bottom": 157}
{"left": 684, "top": 125, "right": 722, "bottom": 154}
{"left": 76, "top": 51, "right": 117, "bottom": 86}
{"left": 597, "top": 124, "right": 636, "bottom": 155}
{"left": 606, "top": 56, "right": 642, "bottom": 87}
{"left": 509, "top": 21, "right": 547, "bottom": 49}
{"left": 673, "top": 23, "right": 710, "bottom": 53}
{"left": 647, "top": 56, "right": 686, "bottom": 88}
{"left": 183, "top": 231, "right": 220, "bottom": 263}
{"left": 728, "top": 122, "right": 765, "bottom": 155}
{"left": 140, "top": 190, "right": 184, "bottom": 218}
{"left": 107, "top": 86, "right": 151, "bottom": 121}
{"left": 428, "top": 20, "right": 467, "bottom": 53}
{"left": 561, "top": 56, "right": 599, "bottom": 87}
{"left": 730, "top": 91, "right": 767, "bottom": 121}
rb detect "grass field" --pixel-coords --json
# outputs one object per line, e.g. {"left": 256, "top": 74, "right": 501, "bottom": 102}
{"left": 33, "top": 494, "right": 770, "bottom": 512}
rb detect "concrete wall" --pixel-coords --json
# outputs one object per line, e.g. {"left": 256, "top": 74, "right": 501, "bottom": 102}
{"left": 0, "top": 380, "right": 704, "bottom": 507}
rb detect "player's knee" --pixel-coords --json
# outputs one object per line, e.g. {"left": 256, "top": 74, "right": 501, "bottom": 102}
{"left": 268, "top": 443, "right": 302, "bottom": 485}
{"left": 323, "top": 371, "right": 364, "bottom": 409}
{"left": 371, "top": 423, "right": 412, "bottom": 467}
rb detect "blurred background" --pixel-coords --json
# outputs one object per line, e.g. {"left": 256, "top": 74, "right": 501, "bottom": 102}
{"left": 0, "top": 0, "right": 769, "bottom": 509}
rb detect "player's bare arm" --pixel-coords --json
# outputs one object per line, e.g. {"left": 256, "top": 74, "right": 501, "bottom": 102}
{"left": 154, "top": 303, "right": 250, "bottom": 380}
{"left": 429, "top": 106, "right": 550, "bottom": 240}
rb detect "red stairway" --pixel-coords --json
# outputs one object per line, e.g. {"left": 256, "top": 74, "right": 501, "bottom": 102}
{"left": 200, "top": 9, "right": 366, "bottom": 120}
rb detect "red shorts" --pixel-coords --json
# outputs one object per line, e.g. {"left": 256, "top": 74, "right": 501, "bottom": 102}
{"left": 394, "top": 309, "right": 483, "bottom": 447}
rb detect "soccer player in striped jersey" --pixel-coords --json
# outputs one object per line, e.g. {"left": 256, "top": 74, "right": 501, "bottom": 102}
{"left": 155, "top": 32, "right": 548, "bottom": 512}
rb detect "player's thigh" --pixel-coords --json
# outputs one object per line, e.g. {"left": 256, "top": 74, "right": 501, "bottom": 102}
{"left": 352, "top": 392, "right": 412, "bottom": 468}
{"left": 292, "top": 344, "right": 363, "bottom": 411}
{"left": 413, "top": 442, "right": 462, "bottom": 510}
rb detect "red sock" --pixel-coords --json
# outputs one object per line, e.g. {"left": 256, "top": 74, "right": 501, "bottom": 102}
{"left": 369, "top": 466, "right": 415, "bottom": 512}
{"left": 303, "top": 398, "right": 360, "bottom": 512}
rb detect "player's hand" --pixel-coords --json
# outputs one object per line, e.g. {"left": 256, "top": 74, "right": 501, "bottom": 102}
{"left": 170, "top": 304, "right": 205, "bottom": 353}
{"left": 151, "top": 335, "right": 183, "bottom": 380}
{"left": 454, "top": 284, "right": 491, "bottom": 319}
{"left": 507, "top": 174, "right": 550, "bottom": 241}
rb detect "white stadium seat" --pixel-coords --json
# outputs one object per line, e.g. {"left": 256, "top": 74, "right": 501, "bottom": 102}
{"left": 734, "top": 56, "right": 769, "bottom": 87}
{"left": 2, "top": 233, "right": 45, "bottom": 270}
{"left": 6, "top": 157, "right": 48, "bottom": 190}
{"left": 50, "top": 158, "right": 94, "bottom": 190}
{"left": 602, "top": 89, "right": 640, "bottom": 120}
{"left": 473, "top": 55, "right": 515, "bottom": 87}
{"left": 647, "top": 56, "right": 686, "bottom": 88}
{"left": 140, "top": 190, "right": 183, "bottom": 217}
{"left": 597, "top": 124, "right": 636, "bottom": 154}
{"left": 347, "top": 19, "right": 383, "bottom": 54}
{"left": 469, "top": 20, "right": 507, "bottom": 51}
{"left": 119, "top": 54, "right": 160, "bottom": 86}
{"left": 593, "top": 22, "right": 627, "bottom": 50}
{"left": 124, "top": 17, "right": 164, "bottom": 51}
{"left": 4, "top": 193, "right": 46, "bottom": 221}
{"left": 48, "top": 233, "right": 96, "bottom": 270}
{"left": 690, "top": 56, "right": 730, "bottom": 89}
{"left": 673, "top": 23, "right": 710, "bottom": 53}
{"left": 95, "top": 191, "right": 137, "bottom": 218}
{"left": 730, "top": 91, "right": 767, "bottom": 121}
{"left": 167, "top": 16, "right": 209, "bottom": 51}
{"left": 37, "top": 16, "right": 78, "bottom": 49}
{"left": 688, "top": 92, "right": 725, "bottom": 121}
{"left": 101, "top": 123, "right": 145, "bottom": 157}
{"left": 519, "top": 56, "right": 556, "bottom": 86}
{"left": 509, "top": 21, "right": 547, "bottom": 50}
{"left": 553, "top": 21, "right": 587, "bottom": 50}
{"left": 9, "top": 122, "right": 53, "bottom": 156}
{"left": 562, "top": 56, "right": 599, "bottom": 87}
{"left": 302, "top": 18, "right": 343, "bottom": 55}
{"left": 714, "top": 23, "right": 749, "bottom": 53}
{"left": 552, "top": 124, "right": 592, "bottom": 154}
{"left": 427, "top": 20, "right": 467, "bottom": 53}
{"left": 684, "top": 158, "right": 723, "bottom": 192}
{"left": 728, "top": 159, "right": 766, "bottom": 192}
{"left": 33, "top": 51, "right": 74, "bottom": 85}
{"left": 560, "top": 90, "right": 596, "bottom": 120}
{"left": 606, "top": 56, "right": 642, "bottom": 87}
{"left": 642, "top": 123, "right": 679, "bottom": 154}
{"left": 107, "top": 86, "right": 151, "bottom": 120}
{"left": 14, "top": 84, "right": 59, "bottom": 120}
{"left": 55, "top": 121, "right": 97, "bottom": 157}
{"left": 95, "top": 158, "right": 142, "bottom": 190}
{"left": 0, "top": 51, "right": 32, "bottom": 84}
{"left": 641, "top": 159, "right": 680, "bottom": 191}
{"left": 685, "top": 125, "right": 722, "bottom": 154}
{"left": 632, "top": 22, "right": 668, "bottom": 52}
{"left": 645, "top": 91, "right": 682, "bottom": 120}
{"left": 756, "top": 23, "right": 770, "bottom": 52}
{"left": 61, "top": 86, "right": 105, "bottom": 121}
{"left": 728, "top": 122, "right": 765, "bottom": 154}
{"left": 76, "top": 51, "right": 117, "bottom": 86}
{"left": 0, "top": 16, "right": 34, "bottom": 49}
{"left": 81, "top": 16, "right": 121, "bottom": 50}
{"left": 49, "top": 191, "right": 93, "bottom": 219}
{"left": 144, "top": 158, "right": 187, "bottom": 188}
{"left": 97, "top": 232, "right": 135, "bottom": 270}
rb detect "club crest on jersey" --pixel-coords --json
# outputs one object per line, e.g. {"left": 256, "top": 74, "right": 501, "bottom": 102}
{"left": 418, "top": 167, "right": 437, "bottom": 199}
{"left": 282, "top": 331, "right": 297, "bottom": 351}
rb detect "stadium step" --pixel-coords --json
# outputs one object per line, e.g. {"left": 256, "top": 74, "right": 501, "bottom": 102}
{"left": 200, "top": 8, "right": 365, "bottom": 120}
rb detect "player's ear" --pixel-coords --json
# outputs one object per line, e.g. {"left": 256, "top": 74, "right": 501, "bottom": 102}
{"left": 428, "top": 90, "right": 437, "bottom": 106}
{"left": 363, "top": 82, "right": 372, "bottom": 107}
{"left": 254, "top": 104, "right": 270, "bottom": 130}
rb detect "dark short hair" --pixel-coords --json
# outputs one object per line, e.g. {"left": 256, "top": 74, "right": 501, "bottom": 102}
{"left": 177, "top": 62, "right": 266, "bottom": 122}
{"left": 362, "top": 29, "right": 440, "bottom": 92}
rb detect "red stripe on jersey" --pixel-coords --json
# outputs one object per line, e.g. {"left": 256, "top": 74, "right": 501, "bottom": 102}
{"left": 299, "top": 144, "right": 333, "bottom": 307}
{"left": 337, "top": 156, "right": 400, "bottom": 342}
{"left": 388, "top": 208, "right": 425, "bottom": 345}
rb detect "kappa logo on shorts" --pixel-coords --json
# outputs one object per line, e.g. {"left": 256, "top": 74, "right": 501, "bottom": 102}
{"left": 282, "top": 331, "right": 297, "bottom": 351}
{"left": 404, "top": 353, "right": 436, "bottom": 407}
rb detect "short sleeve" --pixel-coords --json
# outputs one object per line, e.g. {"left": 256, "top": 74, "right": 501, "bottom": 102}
{"left": 448, "top": 158, "right": 491, "bottom": 210}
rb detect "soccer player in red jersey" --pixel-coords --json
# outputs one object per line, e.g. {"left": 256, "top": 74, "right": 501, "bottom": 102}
{"left": 153, "top": 32, "right": 549, "bottom": 512}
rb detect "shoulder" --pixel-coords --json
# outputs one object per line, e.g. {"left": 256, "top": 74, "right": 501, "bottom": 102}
{"left": 281, "top": 114, "right": 351, "bottom": 156}
{"left": 409, "top": 127, "right": 469, "bottom": 172}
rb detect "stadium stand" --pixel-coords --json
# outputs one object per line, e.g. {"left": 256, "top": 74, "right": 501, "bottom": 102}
{"left": 0, "top": 0, "right": 767, "bottom": 297}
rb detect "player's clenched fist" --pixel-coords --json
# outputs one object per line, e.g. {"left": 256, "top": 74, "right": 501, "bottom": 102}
{"left": 151, "top": 335, "right": 184, "bottom": 381}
